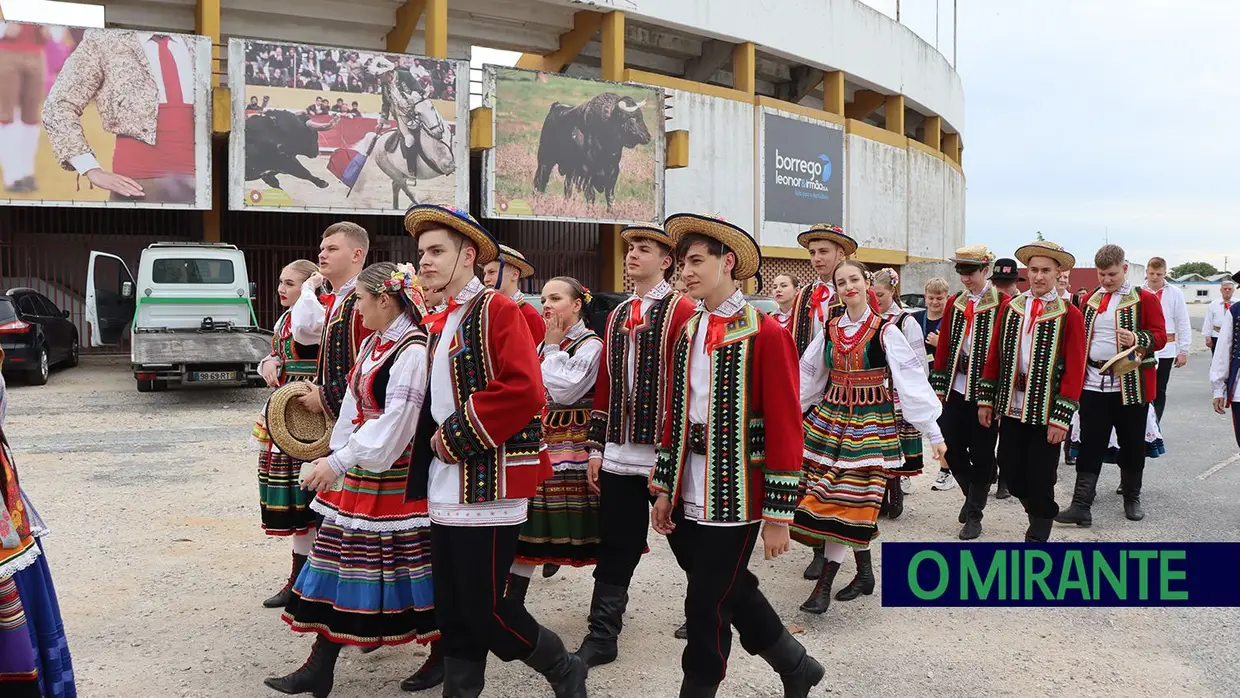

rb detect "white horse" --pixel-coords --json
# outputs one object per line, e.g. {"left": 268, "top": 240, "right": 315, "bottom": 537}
{"left": 372, "top": 95, "right": 456, "bottom": 208}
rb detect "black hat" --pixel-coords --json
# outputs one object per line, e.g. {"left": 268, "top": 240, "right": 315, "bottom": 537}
{"left": 989, "top": 258, "right": 1025, "bottom": 282}
{"left": 1231, "top": 270, "right": 1240, "bottom": 285}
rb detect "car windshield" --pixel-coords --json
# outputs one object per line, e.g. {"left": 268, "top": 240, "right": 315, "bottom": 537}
{"left": 152, "top": 258, "right": 236, "bottom": 284}
{"left": 0, "top": 299, "right": 16, "bottom": 323}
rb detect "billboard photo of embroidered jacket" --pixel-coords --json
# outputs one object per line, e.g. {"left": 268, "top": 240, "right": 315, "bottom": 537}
{"left": 1081, "top": 285, "right": 1167, "bottom": 406}
{"left": 978, "top": 294, "right": 1086, "bottom": 430}
{"left": 930, "top": 285, "right": 1008, "bottom": 402}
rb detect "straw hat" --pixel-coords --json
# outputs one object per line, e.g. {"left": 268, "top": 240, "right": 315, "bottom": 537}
{"left": 950, "top": 244, "right": 995, "bottom": 268}
{"left": 796, "top": 223, "right": 858, "bottom": 256}
{"left": 664, "top": 213, "right": 762, "bottom": 281}
{"left": 496, "top": 244, "right": 535, "bottom": 279}
{"left": 404, "top": 205, "right": 499, "bottom": 265}
{"left": 265, "top": 382, "right": 332, "bottom": 461}
{"left": 1015, "top": 241, "right": 1076, "bottom": 271}
{"left": 620, "top": 224, "right": 675, "bottom": 249}
{"left": 1100, "top": 346, "right": 1148, "bottom": 379}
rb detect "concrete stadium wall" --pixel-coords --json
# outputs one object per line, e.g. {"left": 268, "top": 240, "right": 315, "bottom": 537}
{"left": 663, "top": 90, "right": 756, "bottom": 230}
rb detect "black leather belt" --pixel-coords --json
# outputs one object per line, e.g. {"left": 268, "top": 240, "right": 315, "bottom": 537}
{"left": 689, "top": 424, "right": 707, "bottom": 455}
{"left": 1088, "top": 359, "right": 1106, "bottom": 369}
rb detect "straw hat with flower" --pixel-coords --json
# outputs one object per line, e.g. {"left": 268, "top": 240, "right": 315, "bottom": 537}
{"left": 796, "top": 223, "right": 858, "bottom": 256}
{"left": 1015, "top": 241, "right": 1076, "bottom": 271}
{"left": 664, "top": 213, "right": 763, "bottom": 281}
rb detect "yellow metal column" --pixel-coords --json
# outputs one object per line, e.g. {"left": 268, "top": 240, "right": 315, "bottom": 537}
{"left": 922, "top": 115, "right": 941, "bottom": 151}
{"left": 823, "top": 70, "right": 845, "bottom": 116}
{"left": 884, "top": 94, "right": 904, "bottom": 136}
{"left": 943, "top": 132, "right": 961, "bottom": 164}
{"left": 599, "top": 10, "right": 627, "bottom": 290}
{"left": 196, "top": 0, "right": 223, "bottom": 242}
{"left": 601, "top": 11, "right": 625, "bottom": 81}
{"left": 600, "top": 226, "right": 627, "bottom": 292}
{"left": 386, "top": 0, "right": 427, "bottom": 54}
{"left": 425, "top": 0, "right": 447, "bottom": 58}
{"left": 732, "top": 42, "right": 755, "bottom": 95}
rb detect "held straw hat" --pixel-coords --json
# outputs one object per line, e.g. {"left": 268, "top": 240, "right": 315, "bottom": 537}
{"left": 664, "top": 213, "right": 762, "bottom": 281}
{"left": 404, "top": 205, "right": 499, "bottom": 265}
{"left": 265, "top": 381, "right": 333, "bottom": 461}
{"left": 1100, "top": 346, "right": 1148, "bottom": 379}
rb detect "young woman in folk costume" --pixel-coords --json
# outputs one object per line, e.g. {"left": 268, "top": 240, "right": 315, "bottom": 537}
{"left": 254, "top": 260, "right": 324, "bottom": 609}
{"left": 507, "top": 277, "right": 604, "bottom": 603}
{"left": 0, "top": 361, "right": 77, "bottom": 698}
{"left": 871, "top": 268, "right": 927, "bottom": 516}
{"left": 266, "top": 262, "right": 442, "bottom": 697}
{"left": 770, "top": 273, "right": 799, "bottom": 332}
{"left": 792, "top": 260, "right": 947, "bottom": 615}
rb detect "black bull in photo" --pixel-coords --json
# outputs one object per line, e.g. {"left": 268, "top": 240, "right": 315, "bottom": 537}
{"left": 533, "top": 92, "right": 652, "bottom": 210}
{"left": 244, "top": 110, "right": 339, "bottom": 190}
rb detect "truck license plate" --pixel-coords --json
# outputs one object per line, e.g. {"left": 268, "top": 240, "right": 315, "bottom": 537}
{"left": 192, "top": 371, "right": 237, "bottom": 382}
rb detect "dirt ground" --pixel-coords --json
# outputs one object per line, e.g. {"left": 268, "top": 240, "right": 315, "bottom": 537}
{"left": 7, "top": 312, "right": 1238, "bottom": 697}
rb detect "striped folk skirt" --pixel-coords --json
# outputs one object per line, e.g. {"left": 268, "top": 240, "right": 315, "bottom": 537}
{"left": 0, "top": 576, "right": 40, "bottom": 698}
{"left": 255, "top": 419, "right": 317, "bottom": 536}
{"left": 13, "top": 539, "right": 75, "bottom": 698}
{"left": 792, "top": 466, "right": 891, "bottom": 549}
{"left": 515, "top": 409, "right": 601, "bottom": 567}
{"left": 282, "top": 450, "right": 438, "bottom": 647}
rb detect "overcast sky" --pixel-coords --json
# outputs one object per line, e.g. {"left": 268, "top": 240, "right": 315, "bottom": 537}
{"left": 865, "top": 0, "right": 1240, "bottom": 271}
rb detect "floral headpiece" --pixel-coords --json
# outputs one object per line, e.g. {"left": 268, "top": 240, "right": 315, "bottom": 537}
{"left": 376, "top": 262, "right": 427, "bottom": 320}
{"left": 581, "top": 285, "right": 593, "bottom": 304}
{"left": 880, "top": 267, "right": 900, "bottom": 287}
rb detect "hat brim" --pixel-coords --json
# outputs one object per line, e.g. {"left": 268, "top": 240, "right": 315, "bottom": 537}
{"left": 1100, "top": 346, "right": 1147, "bottom": 378}
{"left": 989, "top": 272, "right": 1026, "bottom": 282}
{"left": 665, "top": 214, "right": 761, "bottom": 281}
{"left": 797, "top": 229, "right": 858, "bottom": 256}
{"left": 265, "top": 382, "right": 333, "bottom": 461}
{"left": 620, "top": 225, "right": 674, "bottom": 249}
{"left": 1015, "top": 244, "right": 1076, "bottom": 271}
{"left": 501, "top": 255, "right": 535, "bottom": 279}
{"left": 405, "top": 205, "right": 499, "bottom": 265}
{"left": 950, "top": 257, "right": 991, "bottom": 267}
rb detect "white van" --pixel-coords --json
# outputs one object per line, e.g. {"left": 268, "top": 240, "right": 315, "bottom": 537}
{"left": 86, "top": 243, "right": 274, "bottom": 392}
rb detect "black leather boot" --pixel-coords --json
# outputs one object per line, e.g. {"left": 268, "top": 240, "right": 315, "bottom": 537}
{"left": 399, "top": 641, "right": 444, "bottom": 692}
{"left": 574, "top": 581, "right": 628, "bottom": 667}
{"left": 834, "top": 549, "right": 875, "bottom": 601}
{"left": 441, "top": 656, "right": 486, "bottom": 698}
{"left": 522, "top": 626, "right": 587, "bottom": 698}
{"left": 264, "top": 636, "right": 341, "bottom": 697}
{"left": 758, "top": 629, "right": 826, "bottom": 698}
{"left": 802, "top": 545, "right": 826, "bottom": 580}
{"left": 1054, "top": 471, "right": 1098, "bottom": 527}
{"left": 1121, "top": 468, "right": 1145, "bottom": 521}
{"left": 678, "top": 679, "right": 719, "bottom": 697}
{"left": 543, "top": 564, "right": 561, "bottom": 578}
{"left": 505, "top": 573, "right": 531, "bottom": 606}
{"left": 958, "top": 483, "right": 987, "bottom": 540}
{"left": 955, "top": 474, "right": 970, "bottom": 524}
{"left": 674, "top": 621, "right": 688, "bottom": 640}
{"left": 1024, "top": 512, "right": 1054, "bottom": 543}
{"left": 886, "top": 479, "right": 904, "bottom": 519}
{"left": 264, "top": 553, "right": 309, "bottom": 608}
{"left": 995, "top": 475, "right": 1010, "bottom": 499}
{"left": 879, "top": 483, "right": 891, "bottom": 517}
{"left": 799, "top": 560, "right": 841, "bottom": 614}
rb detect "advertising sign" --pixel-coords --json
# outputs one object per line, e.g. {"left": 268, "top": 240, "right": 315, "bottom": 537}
{"left": 761, "top": 109, "right": 844, "bottom": 227}
{"left": 484, "top": 66, "right": 664, "bottom": 225}
{"left": 228, "top": 39, "right": 469, "bottom": 215}
{"left": 0, "top": 22, "right": 212, "bottom": 209}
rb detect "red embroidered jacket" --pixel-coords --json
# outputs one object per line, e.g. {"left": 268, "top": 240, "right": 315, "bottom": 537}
{"left": 1081, "top": 286, "right": 1167, "bottom": 406}
{"left": 930, "top": 286, "right": 1011, "bottom": 402}
{"left": 516, "top": 297, "right": 547, "bottom": 346}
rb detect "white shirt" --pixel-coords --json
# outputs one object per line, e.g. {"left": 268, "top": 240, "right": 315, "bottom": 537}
{"left": 881, "top": 305, "right": 926, "bottom": 378}
{"left": 291, "top": 275, "right": 354, "bottom": 346}
{"left": 1143, "top": 282, "right": 1191, "bottom": 359}
{"left": 1210, "top": 308, "right": 1239, "bottom": 402}
{"left": 1203, "top": 297, "right": 1235, "bottom": 339}
{"left": 427, "top": 278, "right": 529, "bottom": 526}
{"left": 799, "top": 307, "right": 944, "bottom": 444}
{"left": 1085, "top": 283, "right": 1130, "bottom": 393}
{"left": 540, "top": 320, "right": 603, "bottom": 409}
{"left": 325, "top": 314, "right": 427, "bottom": 475}
{"left": 70, "top": 33, "right": 195, "bottom": 175}
{"left": 1006, "top": 290, "right": 1060, "bottom": 416}
{"left": 597, "top": 279, "right": 673, "bottom": 478}
{"left": 952, "top": 282, "right": 992, "bottom": 396}
{"left": 680, "top": 291, "right": 754, "bottom": 528}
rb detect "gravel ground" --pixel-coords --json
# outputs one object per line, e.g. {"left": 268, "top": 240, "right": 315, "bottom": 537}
{"left": 8, "top": 308, "right": 1239, "bottom": 698}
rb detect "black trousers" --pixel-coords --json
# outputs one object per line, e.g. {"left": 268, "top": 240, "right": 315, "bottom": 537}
{"left": 593, "top": 470, "right": 656, "bottom": 587}
{"left": 1153, "top": 357, "right": 1174, "bottom": 423}
{"left": 997, "top": 419, "right": 1060, "bottom": 519}
{"left": 940, "top": 390, "right": 999, "bottom": 491}
{"left": 666, "top": 506, "right": 784, "bottom": 687}
{"left": 430, "top": 523, "right": 541, "bottom": 662}
{"left": 1075, "top": 390, "right": 1148, "bottom": 476}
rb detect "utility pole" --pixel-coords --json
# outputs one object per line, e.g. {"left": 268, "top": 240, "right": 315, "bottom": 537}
{"left": 936, "top": 0, "right": 940, "bottom": 49}
{"left": 953, "top": 0, "right": 958, "bottom": 67}
{"left": 896, "top": 0, "right": 901, "bottom": 22}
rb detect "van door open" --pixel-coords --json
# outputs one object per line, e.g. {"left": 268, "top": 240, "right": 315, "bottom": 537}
{"left": 86, "top": 251, "right": 137, "bottom": 347}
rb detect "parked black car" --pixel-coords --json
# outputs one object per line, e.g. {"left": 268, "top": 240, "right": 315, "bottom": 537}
{"left": 0, "top": 288, "right": 80, "bottom": 385}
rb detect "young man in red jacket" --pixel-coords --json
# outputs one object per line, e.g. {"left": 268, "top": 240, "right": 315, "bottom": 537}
{"left": 977, "top": 241, "right": 1086, "bottom": 542}
{"left": 1056, "top": 244, "right": 1166, "bottom": 526}
{"left": 483, "top": 243, "right": 546, "bottom": 345}
{"left": 651, "top": 213, "right": 823, "bottom": 698}
{"left": 404, "top": 205, "right": 585, "bottom": 698}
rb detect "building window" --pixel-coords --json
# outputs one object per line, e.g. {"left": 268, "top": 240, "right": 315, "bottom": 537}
{"left": 1197, "top": 290, "right": 1210, "bottom": 297}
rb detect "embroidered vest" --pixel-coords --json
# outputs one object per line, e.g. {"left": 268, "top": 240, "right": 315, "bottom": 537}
{"left": 544, "top": 332, "right": 600, "bottom": 436}
{"left": 590, "top": 293, "right": 684, "bottom": 448}
{"left": 1227, "top": 304, "right": 1240, "bottom": 402}
{"left": 273, "top": 310, "right": 320, "bottom": 383}
{"left": 1082, "top": 287, "right": 1155, "bottom": 406}
{"left": 349, "top": 332, "right": 426, "bottom": 420}
{"left": 989, "top": 296, "right": 1077, "bottom": 427}
{"left": 315, "top": 292, "right": 366, "bottom": 419}
{"left": 790, "top": 283, "right": 846, "bottom": 356}
{"left": 820, "top": 313, "right": 892, "bottom": 406}
{"left": 932, "top": 287, "right": 1002, "bottom": 402}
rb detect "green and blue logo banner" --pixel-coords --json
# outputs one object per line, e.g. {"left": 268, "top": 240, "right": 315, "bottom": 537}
{"left": 881, "top": 542, "right": 1239, "bottom": 607}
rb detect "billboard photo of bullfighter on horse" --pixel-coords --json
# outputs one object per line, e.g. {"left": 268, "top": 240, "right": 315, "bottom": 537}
{"left": 227, "top": 38, "right": 469, "bottom": 215}
{"left": 484, "top": 65, "right": 664, "bottom": 225}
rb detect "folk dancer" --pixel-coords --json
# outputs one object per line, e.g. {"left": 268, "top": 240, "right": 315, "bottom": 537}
{"left": 255, "top": 260, "right": 323, "bottom": 609}
{"left": 977, "top": 242, "right": 1085, "bottom": 542}
{"left": 786, "top": 224, "right": 879, "bottom": 581}
{"left": 794, "top": 259, "right": 947, "bottom": 614}
{"left": 1203, "top": 278, "right": 1235, "bottom": 355}
{"left": 1142, "top": 257, "right": 1191, "bottom": 424}
{"left": 871, "top": 268, "right": 925, "bottom": 518}
{"left": 508, "top": 278, "right": 604, "bottom": 601}
{"left": 986, "top": 257, "right": 1024, "bottom": 500}
{"left": 930, "top": 245, "right": 1009, "bottom": 540}
{"left": 1055, "top": 244, "right": 1166, "bottom": 526}
{"left": 484, "top": 243, "right": 547, "bottom": 346}
{"left": 919, "top": 277, "right": 956, "bottom": 491}
{"left": 1057, "top": 270, "right": 1073, "bottom": 302}
{"left": 651, "top": 213, "right": 824, "bottom": 698}
{"left": 1208, "top": 272, "right": 1240, "bottom": 450}
{"left": 770, "top": 273, "right": 799, "bottom": 332}
{"left": 266, "top": 263, "right": 440, "bottom": 697}
{"left": 577, "top": 224, "right": 696, "bottom": 661}
{"left": 405, "top": 205, "right": 586, "bottom": 698}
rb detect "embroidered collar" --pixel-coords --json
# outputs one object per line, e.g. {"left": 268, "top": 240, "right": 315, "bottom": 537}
{"left": 334, "top": 275, "right": 358, "bottom": 300}
{"left": 967, "top": 282, "right": 992, "bottom": 303}
{"left": 838, "top": 306, "right": 874, "bottom": 329}
{"left": 379, "top": 313, "right": 416, "bottom": 341}
{"left": 635, "top": 279, "right": 672, "bottom": 303}
{"left": 510, "top": 289, "right": 524, "bottom": 303}
{"left": 564, "top": 319, "right": 589, "bottom": 340}
{"left": 881, "top": 305, "right": 903, "bottom": 319}
{"left": 1024, "top": 289, "right": 1060, "bottom": 302}
{"left": 433, "top": 277, "right": 484, "bottom": 312}
{"left": 698, "top": 290, "right": 747, "bottom": 317}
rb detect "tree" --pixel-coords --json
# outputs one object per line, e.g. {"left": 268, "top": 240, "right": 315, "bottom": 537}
{"left": 1035, "top": 230, "right": 1045, "bottom": 241}
{"left": 1170, "top": 261, "right": 1218, "bottom": 278}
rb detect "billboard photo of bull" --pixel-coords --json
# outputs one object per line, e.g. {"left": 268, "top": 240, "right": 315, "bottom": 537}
{"left": 227, "top": 39, "right": 469, "bottom": 215}
{"left": 484, "top": 66, "right": 664, "bottom": 225}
